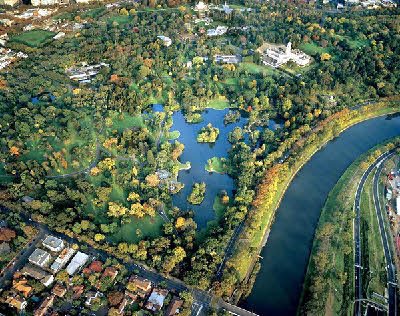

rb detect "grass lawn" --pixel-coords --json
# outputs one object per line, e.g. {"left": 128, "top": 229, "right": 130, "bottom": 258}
{"left": 205, "top": 157, "right": 228, "bottom": 173}
{"left": 108, "top": 15, "right": 132, "bottom": 25}
{"left": 110, "top": 215, "right": 164, "bottom": 243}
{"left": 299, "top": 42, "right": 330, "bottom": 56}
{"left": 206, "top": 98, "right": 230, "bottom": 110}
{"left": 360, "top": 172, "right": 387, "bottom": 297}
{"left": 167, "top": 130, "right": 180, "bottom": 140}
{"left": 109, "top": 112, "right": 144, "bottom": 132}
{"left": 11, "top": 30, "right": 55, "bottom": 47}
{"left": 238, "top": 62, "right": 280, "bottom": 76}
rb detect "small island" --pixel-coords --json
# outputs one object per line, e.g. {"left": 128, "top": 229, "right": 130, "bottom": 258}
{"left": 224, "top": 110, "right": 241, "bottom": 125}
{"left": 205, "top": 157, "right": 228, "bottom": 173}
{"left": 197, "top": 123, "right": 220, "bottom": 143}
{"left": 187, "top": 182, "right": 206, "bottom": 205}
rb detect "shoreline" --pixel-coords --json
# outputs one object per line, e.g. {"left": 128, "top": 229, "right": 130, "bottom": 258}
{"left": 230, "top": 98, "right": 400, "bottom": 305}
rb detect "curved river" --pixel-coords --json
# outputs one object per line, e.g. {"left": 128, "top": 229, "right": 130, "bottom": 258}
{"left": 242, "top": 114, "right": 400, "bottom": 315}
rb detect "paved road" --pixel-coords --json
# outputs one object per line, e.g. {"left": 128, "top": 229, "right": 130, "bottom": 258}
{"left": 353, "top": 150, "right": 397, "bottom": 316}
{"left": 0, "top": 208, "right": 258, "bottom": 316}
{"left": 373, "top": 155, "right": 397, "bottom": 316}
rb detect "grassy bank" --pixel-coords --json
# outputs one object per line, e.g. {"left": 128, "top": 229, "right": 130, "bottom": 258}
{"left": 225, "top": 98, "right": 400, "bottom": 302}
{"left": 299, "top": 140, "right": 398, "bottom": 315}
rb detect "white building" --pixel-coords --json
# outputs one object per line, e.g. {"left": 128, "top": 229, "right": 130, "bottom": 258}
{"left": 66, "top": 251, "right": 89, "bottom": 275}
{"left": 0, "top": 0, "right": 19, "bottom": 6}
{"left": 207, "top": 26, "right": 228, "bottom": 37}
{"left": 42, "top": 235, "right": 64, "bottom": 252}
{"left": 260, "top": 42, "right": 311, "bottom": 68}
{"left": 29, "top": 248, "right": 51, "bottom": 268}
{"left": 21, "top": 265, "right": 54, "bottom": 287}
{"left": 145, "top": 288, "right": 169, "bottom": 312}
{"left": 396, "top": 196, "right": 400, "bottom": 215}
{"left": 157, "top": 35, "right": 172, "bottom": 47}
{"left": 194, "top": 1, "right": 209, "bottom": 18}
{"left": 50, "top": 248, "right": 75, "bottom": 273}
{"left": 214, "top": 54, "right": 241, "bottom": 64}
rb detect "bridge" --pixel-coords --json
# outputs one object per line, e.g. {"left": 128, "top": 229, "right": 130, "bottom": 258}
{"left": 219, "top": 300, "right": 260, "bottom": 316}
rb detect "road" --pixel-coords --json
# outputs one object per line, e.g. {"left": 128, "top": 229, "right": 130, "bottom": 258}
{"left": 373, "top": 155, "right": 397, "bottom": 316}
{"left": 0, "top": 208, "right": 258, "bottom": 316}
{"left": 353, "top": 150, "right": 397, "bottom": 316}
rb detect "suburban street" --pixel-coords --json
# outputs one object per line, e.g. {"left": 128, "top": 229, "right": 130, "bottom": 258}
{"left": 353, "top": 150, "right": 397, "bottom": 316}
{"left": 0, "top": 207, "right": 258, "bottom": 316}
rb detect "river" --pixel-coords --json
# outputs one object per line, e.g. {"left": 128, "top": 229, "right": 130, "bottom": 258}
{"left": 241, "top": 114, "right": 400, "bottom": 315}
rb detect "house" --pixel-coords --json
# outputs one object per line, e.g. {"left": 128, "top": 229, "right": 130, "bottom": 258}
{"left": 214, "top": 54, "right": 241, "bottom": 64}
{"left": 52, "top": 283, "right": 67, "bottom": 297}
{"left": 66, "top": 251, "right": 89, "bottom": 275}
{"left": 42, "top": 235, "right": 64, "bottom": 252}
{"left": 6, "top": 295, "right": 27, "bottom": 310}
{"left": 0, "top": 227, "right": 16, "bottom": 242}
{"left": 83, "top": 260, "right": 103, "bottom": 274}
{"left": 145, "top": 288, "right": 169, "bottom": 312}
{"left": 50, "top": 247, "right": 75, "bottom": 273}
{"left": 207, "top": 26, "right": 228, "bottom": 36}
{"left": 194, "top": 1, "right": 209, "bottom": 18}
{"left": 118, "top": 297, "right": 129, "bottom": 314}
{"left": 165, "top": 297, "right": 184, "bottom": 316}
{"left": 0, "top": 0, "right": 19, "bottom": 6}
{"left": 72, "top": 285, "right": 85, "bottom": 299}
{"left": 21, "top": 264, "right": 54, "bottom": 287}
{"left": 34, "top": 295, "right": 55, "bottom": 316}
{"left": 157, "top": 35, "right": 172, "bottom": 47}
{"left": 85, "top": 291, "right": 103, "bottom": 306}
{"left": 97, "top": 266, "right": 118, "bottom": 288}
{"left": 129, "top": 275, "right": 152, "bottom": 297}
{"left": 13, "top": 279, "right": 33, "bottom": 297}
{"left": 29, "top": 248, "right": 51, "bottom": 268}
{"left": 258, "top": 42, "right": 311, "bottom": 68}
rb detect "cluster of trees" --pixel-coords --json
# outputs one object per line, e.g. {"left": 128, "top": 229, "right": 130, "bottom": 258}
{"left": 196, "top": 124, "right": 220, "bottom": 143}
{"left": 187, "top": 182, "right": 206, "bottom": 205}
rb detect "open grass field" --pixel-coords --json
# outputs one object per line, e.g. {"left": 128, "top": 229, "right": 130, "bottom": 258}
{"left": 167, "top": 130, "right": 180, "bottom": 140}
{"left": 110, "top": 215, "right": 164, "bottom": 243}
{"left": 11, "top": 30, "right": 55, "bottom": 47}
{"left": 108, "top": 14, "right": 132, "bottom": 25}
{"left": 206, "top": 98, "right": 230, "bottom": 110}
{"left": 108, "top": 112, "right": 145, "bottom": 132}
{"left": 238, "top": 62, "right": 280, "bottom": 76}
{"left": 299, "top": 42, "right": 330, "bottom": 56}
{"left": 360, "top": 172, "right": 387, "bottom": 298}
{"left": 205, "top": 157, "right": 228, "bottom": 173}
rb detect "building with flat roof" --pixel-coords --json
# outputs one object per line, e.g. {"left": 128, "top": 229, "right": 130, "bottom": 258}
{"left": 214, "top": 54, "right": 241, "bottom": 64}
{"left": 42, "top": 235, "right": 64, "bottom": 252}
{"left": 6, "top": 295, "right": 27, "bottom": 310}
{"left": 157, "top": 35, "right": 172, "bottom": 47}
{"left": 165, "top": 297, "right": 184, "bottom": 316}
{"left": 66, "top": 251, "right": 89, "bottom": 275}
{"left": 50, "top": 247, "right": 75, "bottom": 273}
{"left": 21, "top": 264, "right": 54, "bottom": 287}
{"left": 145, "top": 288, "right": 169, "bottom": 312}
{"left": 34, "top": 295, "right": 55, "bottom": 316}
{"left": 29, "top": 248, "right": 51, "bottom": 268}
{"left": 194, "top": 1, "right": 209, "bottom": 18}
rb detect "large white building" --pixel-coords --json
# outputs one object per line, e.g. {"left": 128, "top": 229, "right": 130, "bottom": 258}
{"left": 66, "top": 251, "right": 89, "bottom": 275}
{"left": 42, "top": 235, "right": 64, "bottom": 252}
{"left": 29, "top": 248, "right": 51, "bottom": 268}
{"left": 50, "top": 248, "right": 75, "bottom": 273}
{"left": 259, "top": 42, "right": 311, "bottom": 68}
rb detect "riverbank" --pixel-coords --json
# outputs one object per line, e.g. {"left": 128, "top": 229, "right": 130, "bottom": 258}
{"left": 225, "top": 97, "right": 400, "bottom": 303}
{"left": 299, "top": 139, "right": 399, "bottom": 315}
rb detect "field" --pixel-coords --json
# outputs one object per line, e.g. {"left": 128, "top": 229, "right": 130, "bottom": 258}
{"left": 11, "top": 30, "right": 55, "bottom": 47}
{"left": 360, "top": 172, "right": 387, "bottom": 299}
{"left": 238, "top": 62, "right": 281, "bottom": 76}
{"left": 299, "top": 42, "right": 330, "bottom": 56}
{"left": 205, "top": 157, "right": 228, "bottom": 173}
{"left": 108, "top": 14, "right": 132, "bottom": 25}
{"left": 207, "top": 98, "right": 230, "bottom": 110}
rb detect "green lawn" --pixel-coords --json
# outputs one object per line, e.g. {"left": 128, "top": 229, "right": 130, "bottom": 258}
{"left": 206, "top": 98, "right": 230, "bottom": 110}
{"left": 109, "top": 112, "right": 144, "bottom": 132}
{"left": 108, "top": 15, "right": 132, "bottom": 25}
{"left": 167, "top": 130, "right": 180, "bottom": 140}
{"left": 360, "top": 172, "right": 387, "bottom": 298}
{"left": 205, "top": 157, "right": 228, "bottom": 173}
{"left": 111, "top": 215, "right": 164, "bottom": 243}
{"left": 11, "top": 30, "right": 55, "bottom": 47}
{"left": 299, "top": 42, "right": 330, "bottom": 56}
{"left": 238, "top": 62, "right": 280, "bottom": 76}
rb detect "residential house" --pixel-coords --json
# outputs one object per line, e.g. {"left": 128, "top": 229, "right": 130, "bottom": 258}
{"left": 13, "top": 279, "right": 33, "bottom": 297}
{"left": 34, "top": 295, "right": 55, "bottom": 316}
{"left": 72, "top": 285, "right": 85, "bottom": 299}
{"left": 207, "top": 26, "right": 228, "bottom": 36}
{"left": 50, "top": 247, "right": 75, "bottom": 273}
{"left": 145, "top": 288, "right": 169, "bottom": 312}
{"left": 83, "top": 260, "right": 103, "bottom": 274}
{"left": 157, "top": 35, "right": 172, "bottom": 47}
{"left": 66, "top": 251, "right": 89, "bottom": 275}
{"left": 6, "top": 295, "right": 27, "bottom": 311}
{"left": 165, "top": 297, "right": 184, "bottom": 316}
{"left": 129, "top": 275, "right": 152, "bottom": 298}
{"left": 214, "top": 54, "right": 241, "bottom": 64}
{"left": 194, "top": 1, "right": 209, "bottom": 18}
{"left": 52, "top": 283, "right": 67, "bottom": 297}
{"left": 97, "top": 266, "right": 118, "bottom": 288}
{"left": 0, "top": 0, "right": 19, "bottom": 6}
{"left": 29, "top": 248, "right": 51, "bottom": 268}
{"left": 85, "top": 291, "right": 103, "bottom": 306}
{"left": 42, "top": 235, "right": 64, "bottom": 252}
{"left": 0, "top": 227, "right": 16, "bottom": 242}
{"left": 21, "top": 264, "right": 54, "bottom": 287}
